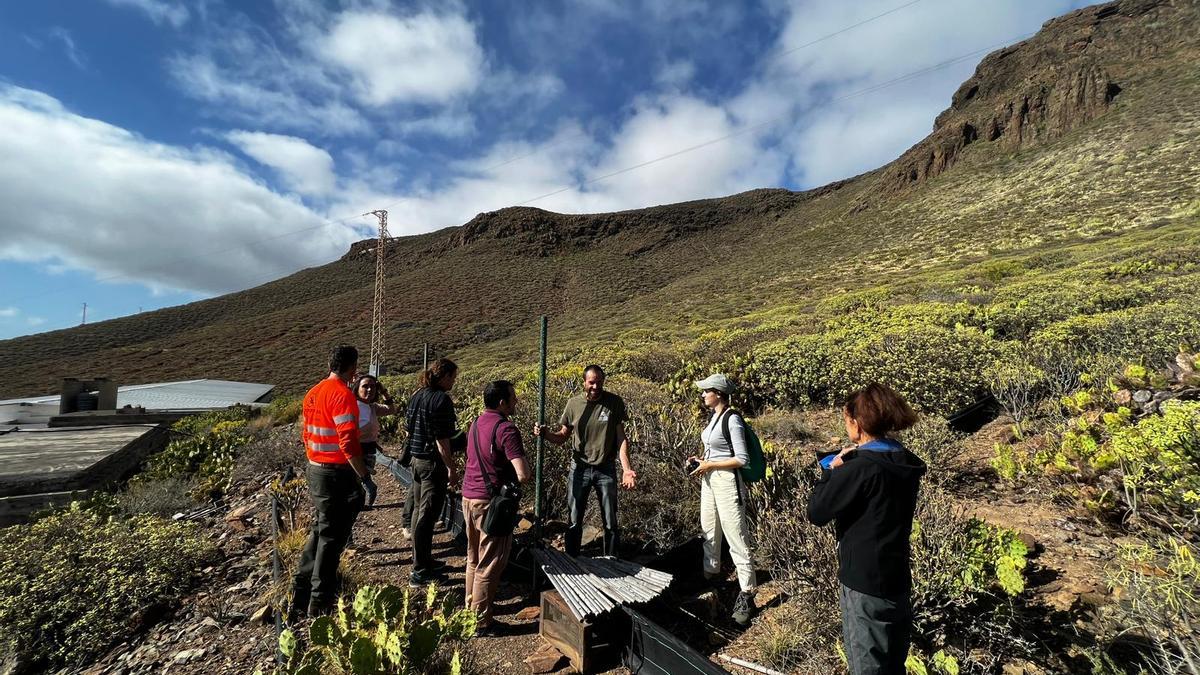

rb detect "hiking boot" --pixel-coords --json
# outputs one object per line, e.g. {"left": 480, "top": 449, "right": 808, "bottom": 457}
{"left": 731, "top": 591, "right": 755, "bottom": 626}
{"left": 409, "top": 569, "right": 447, "bottom": 587}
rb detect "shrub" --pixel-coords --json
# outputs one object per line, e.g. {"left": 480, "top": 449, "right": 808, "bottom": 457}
{"left": 265, "top": 395, "right": 303, "bottom": 425}
{"left": 1033, "top": 302, "right": 1200, "bottom": 364}
{"left": 232, "top": 426, "right": 306, "bottom": 485}
{"left": 901, "top": 416, "right": 964, "bottom": 481}
{"left": 746, "top": 319, "right": 997, "bottom": 416}
{"left": 276, "top": 584, "right": 475, "bottom": 675}
{"left": 147, "top": 410, "right": 253, "bottom": 498}
{"left": 116, "top": 476, "right": 199, "bottom": 517}
{"left": 1094, "top": 536, "right": 1200, "bottom": 674}
{"left": 1053, "top": 400, "right": 1200, "bottom": 527}
{"left": 0, "top": 505, "right": 214, "bottom": 671}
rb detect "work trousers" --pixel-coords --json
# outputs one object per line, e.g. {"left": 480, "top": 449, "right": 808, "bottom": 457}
{"left": 840, "top": 583, "right": 912, "bottom": 675}
{"left": 463, "top": 497, "right": 514, "bottom": 625}
{"left": 700, "top": 469, "right": 756, "bottom": 592}
{"left": 292, "top": 463, "right": 364, "bottom": 614}
{"left": 409, "top": 456, "right": 448, "bottom": 572}
{"left": 565, "top": 460, "right": 619, "bottom": 557}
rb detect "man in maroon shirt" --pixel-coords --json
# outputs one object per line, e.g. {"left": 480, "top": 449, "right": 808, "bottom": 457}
{"left": 462, "top": 380, "right": 531, "bottom": 635}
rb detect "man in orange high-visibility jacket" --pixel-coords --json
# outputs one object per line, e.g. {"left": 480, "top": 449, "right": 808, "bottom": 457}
{"left": 290, "top": 344, "right": 377, "bottom": 618}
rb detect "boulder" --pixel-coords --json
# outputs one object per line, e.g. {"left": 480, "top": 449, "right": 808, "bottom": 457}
{"left": 524, "top": 643, "right": 567, "bottom": 674}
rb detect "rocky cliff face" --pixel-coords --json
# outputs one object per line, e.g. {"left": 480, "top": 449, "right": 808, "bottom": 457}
{"left": 879, "top": 0, "right": 1186, "bottom": 194}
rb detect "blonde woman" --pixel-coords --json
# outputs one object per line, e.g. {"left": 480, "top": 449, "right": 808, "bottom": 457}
{"left": 687, "top": 373, "right": 756, "bottom": 626}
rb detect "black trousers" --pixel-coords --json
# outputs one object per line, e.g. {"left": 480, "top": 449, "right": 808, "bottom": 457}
{"left": 409, "top": 456, "right": 448, "bottom": 572}
{"left": 292, "top": 463, "right": 364, "bottom": 613}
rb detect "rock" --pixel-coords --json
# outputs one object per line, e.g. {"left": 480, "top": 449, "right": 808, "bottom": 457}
{"left": 1142, "top": 401, "right": 1159, "bottom": 414}
{"left": 1112, "top": 389, "right": 1132, "bottom": 406}
{"left": 524, "top": 643, "right": 566, "bottom": 674}
{"left": 1132, "top": 389, "right": 1153, "bottom": 405}
{"left": 1003, "top": 659, "right": 1045, "bottom": 675}
{"left": 251, "top": 604, "right": 273, "bottom": 624}
{"left": 1178, "top": 353, "right": 1196, "bottom": 374}
{"left": 1017, "top": 531, "right": 1039, "bottom": 552}
{"left": 200, "top": 617, "right": 220, "bottom": 631}
{"left": 517, "top": 517, "right": 535, "bottom": 533}
{"left": 172, "top": 648, "right": 205, "bottom": 664}
{"left": 514, "top": 606, "right": 541, "bottom": 621}
{"left": 225, "top": 504, "right": 257, "bottom": 531}
{"left": 580, "top": 525, "right": 603, "bottom": 547}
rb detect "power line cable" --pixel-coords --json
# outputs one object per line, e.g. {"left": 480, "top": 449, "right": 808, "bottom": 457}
{"left": 776, "top": 0, "right": 923, "bottom": 58}
{"left": 11, "top": 2, "right": 929, "bottom": 309}
{"left": 17, "top": 7, "right": 1007, "bottom": 318}
{"left": 513, "top": 32, "right": 1032, "bottom": 208}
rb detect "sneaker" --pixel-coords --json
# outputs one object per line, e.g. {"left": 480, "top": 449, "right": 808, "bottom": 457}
{"left": 731, "top": 591, "right": 755, "bottom": 626}
{"left": 409, "top": 569, "right": 446, "bottom": 587}
{"left": 400, "top": 527, "right": 411, "bottom": 539}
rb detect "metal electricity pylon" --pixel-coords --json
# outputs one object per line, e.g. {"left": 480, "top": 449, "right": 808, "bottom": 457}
{"left": 365, "top": 210, "right": 389, "bottom": 375}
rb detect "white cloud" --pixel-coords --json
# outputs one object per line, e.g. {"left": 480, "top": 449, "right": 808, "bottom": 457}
{"left": 104, "top": 0, "right": 189, "bottom": 28}
{"left": 0, "top": 85, "right": 357, "bottom": 295}
{"left": 0, "top": 307, "right": 17, "bottom": 318}
{"left": 318, "top": 10, "right": 485, "bottom": 106}
{"left": 48, "top": 27, "right": 86, "bottom": 70}
{"left": 656, "top": 60, "right": 696, "bottom": 89}
{"left": 225, "top": 130, "right": 337, "bottom": 196}
{"left": 26, "top": 317, "right": 46, "bottom": 327}
{"left": 169, "top": 54, "right": 370, "bottom": 136}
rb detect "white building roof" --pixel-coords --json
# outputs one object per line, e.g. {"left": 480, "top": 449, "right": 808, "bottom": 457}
{"left": 0, "top": 379, "right": 275, "bottom": 411}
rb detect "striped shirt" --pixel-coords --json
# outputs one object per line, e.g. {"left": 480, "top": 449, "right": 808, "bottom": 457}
{"left": 405, "top": 387, "right": 457, "bottom": 459}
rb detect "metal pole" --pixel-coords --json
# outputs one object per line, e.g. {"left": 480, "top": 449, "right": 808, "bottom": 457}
{"left": 270, "top": 480, "right": 283, "bottom": 662}
{"left": 531, "top": 316, "right": 548, "bottom": 598}
{"left": 535, "top": 316, "right": 547, "bottom": 536}
{"left": 422, "top": 342, "right": 429, "bottom": 371}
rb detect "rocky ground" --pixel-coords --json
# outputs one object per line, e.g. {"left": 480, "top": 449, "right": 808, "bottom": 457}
{"left": 78, "top": 473, "right": 643, "bottom": 675}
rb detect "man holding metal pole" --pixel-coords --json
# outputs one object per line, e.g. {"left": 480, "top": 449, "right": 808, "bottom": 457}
{"left": 534, "top": 364, "right": 636, "bottom": 557}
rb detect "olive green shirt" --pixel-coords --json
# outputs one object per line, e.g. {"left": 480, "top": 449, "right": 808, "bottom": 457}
{"left": 558, "top": 391, "right": 628, "bottom": 466}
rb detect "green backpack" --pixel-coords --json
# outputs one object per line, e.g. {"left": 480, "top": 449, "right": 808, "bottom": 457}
{"left": 721, "top": 409, "right": 766, "bottom": 483}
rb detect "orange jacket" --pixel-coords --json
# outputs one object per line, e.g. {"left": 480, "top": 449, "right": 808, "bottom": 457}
{"left": 302, "top": 375, "right": 362, "bottom": 465}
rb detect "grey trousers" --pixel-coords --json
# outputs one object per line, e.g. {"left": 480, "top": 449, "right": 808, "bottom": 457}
{"left": 840, "top": 583, "right": 911, "bottom": 675}
{"left": 292, "top": 464, "right": 364, "bottom": 613}
{"left": 565, "top": 461, "right": 619, "bottom": 557}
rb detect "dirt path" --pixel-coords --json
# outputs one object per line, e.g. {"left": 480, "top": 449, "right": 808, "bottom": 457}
{"left": 355, "top": 473, "right": 629, "bottom": 674}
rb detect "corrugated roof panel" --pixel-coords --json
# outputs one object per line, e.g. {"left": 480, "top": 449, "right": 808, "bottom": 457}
{"left": 0, "top": 379, "right": 275, "bottom": 410}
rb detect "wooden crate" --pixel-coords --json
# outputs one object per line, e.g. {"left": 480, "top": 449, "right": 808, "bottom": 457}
{"left": 539, "top": 590, "right": 594, "bottom": 673}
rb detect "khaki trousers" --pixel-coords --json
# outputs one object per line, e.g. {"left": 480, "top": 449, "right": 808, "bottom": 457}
{"left": 463, "top": 497, "right": 513, "bottom": 625}
{"left": 700, "top": 469, "right": 757, "bottom": 592}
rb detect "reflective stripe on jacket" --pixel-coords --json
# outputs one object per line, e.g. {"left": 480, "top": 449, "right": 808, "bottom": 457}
{"left": 302, "top": 375, "right": 362, "bottom": 464}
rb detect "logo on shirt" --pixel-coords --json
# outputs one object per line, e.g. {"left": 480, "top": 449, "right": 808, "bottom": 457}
{"left": 597, "top": 410, "right": 610, "bottom": 422}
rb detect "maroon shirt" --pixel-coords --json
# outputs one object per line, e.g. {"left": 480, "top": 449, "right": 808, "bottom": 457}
{"left": 462, "top": 409, "right": 525, "bottom": 500}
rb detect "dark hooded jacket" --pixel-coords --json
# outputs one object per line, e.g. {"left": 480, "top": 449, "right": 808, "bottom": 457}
{"left": 808, "top": 439, "right": 927, "bottom": 599}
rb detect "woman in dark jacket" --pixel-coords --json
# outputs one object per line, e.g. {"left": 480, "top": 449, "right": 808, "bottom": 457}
{"left": 808, "top": 383, "right": 926, "bottom": 675}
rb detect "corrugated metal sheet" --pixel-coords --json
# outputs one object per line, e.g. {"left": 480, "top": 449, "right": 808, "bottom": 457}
{"left": 0, "top": 379, "right": 275, "bottom": 411}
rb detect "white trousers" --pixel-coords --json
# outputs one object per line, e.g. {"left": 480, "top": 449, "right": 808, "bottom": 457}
{"left": 700, "top": 468, "right": 757, "bottom": 592}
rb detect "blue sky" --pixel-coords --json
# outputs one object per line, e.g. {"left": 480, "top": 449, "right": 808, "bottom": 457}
{"left": 0, "top": 0, "right": 1102, "bottom": 339}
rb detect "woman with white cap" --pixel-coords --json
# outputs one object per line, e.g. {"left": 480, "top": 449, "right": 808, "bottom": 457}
{"left": 687, "top": 373, "right": 756, "bottom": 626}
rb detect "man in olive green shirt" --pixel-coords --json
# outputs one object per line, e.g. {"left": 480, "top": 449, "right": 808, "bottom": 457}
{"left": 534, "top": 364, "right": 635, "bottom": 556}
